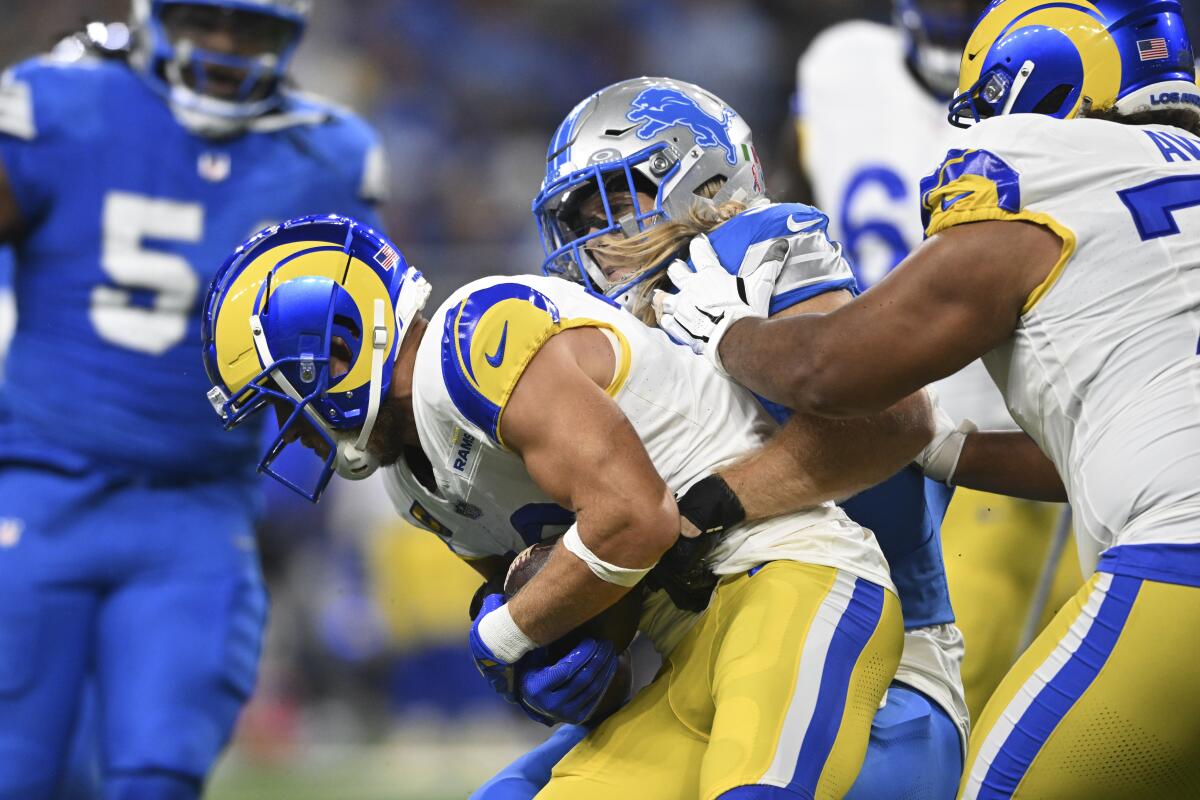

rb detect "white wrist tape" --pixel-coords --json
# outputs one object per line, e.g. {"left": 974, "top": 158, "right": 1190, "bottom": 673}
{"left": 477, "top": 604, "right": 537, "bottom": 664}
{"left": 563, "top": 524, "right": 653, "bottom": 587}
{"left": 919, "top": 418, "right": 978, "bottom": 485}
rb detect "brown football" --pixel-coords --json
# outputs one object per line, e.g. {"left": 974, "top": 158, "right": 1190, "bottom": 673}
{"left": 504, "top": 540, "right": 642, "bottom": 721}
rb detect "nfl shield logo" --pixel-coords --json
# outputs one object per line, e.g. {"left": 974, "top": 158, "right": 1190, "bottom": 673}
{"left": 198, "top": 151, "right": 231, "bottom": 182}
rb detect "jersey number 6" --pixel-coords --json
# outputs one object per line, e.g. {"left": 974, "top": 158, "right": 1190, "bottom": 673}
{"left": 92, "top": 191, "right": 201, "bottom": 355}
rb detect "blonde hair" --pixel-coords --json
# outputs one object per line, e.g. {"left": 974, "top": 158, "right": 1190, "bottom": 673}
{"left": 586, "top": 177, "right": 745, "bottom": 324}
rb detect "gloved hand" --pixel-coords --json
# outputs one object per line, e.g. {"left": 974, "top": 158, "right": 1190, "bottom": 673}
{"left": 469, "top": 593, "right": 536, "bottom": 705}
{"left": 915, "top": 388, "right": 977, "bottom": 485}
{"left": 653, "top": 234, "right": 787, "bottom": 375}
{"left": 518, "top": 638, "right": 619, "bottom": 726}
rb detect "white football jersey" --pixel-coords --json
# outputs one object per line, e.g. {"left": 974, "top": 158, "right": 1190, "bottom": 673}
{"left": 922, "top": 114, "right": 1200, "bottom": 575}
{"left": 384, "top": 274, "right": 894, "bottom": 656}
{"left": 797, "top": 21, "right": 1011, "bottom": 429}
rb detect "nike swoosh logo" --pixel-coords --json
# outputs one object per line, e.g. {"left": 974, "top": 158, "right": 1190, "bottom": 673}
{"left": 967, "top": 49, "right": 982, "bottom": 62}
{"left": 486, "top": 322, "right": 509, "bottom": 368}
{"left": 942, "top": 191, "right": 973, "bottom": 211}
{"left": 786, "top": 214, "right": 823, "bottom": 234}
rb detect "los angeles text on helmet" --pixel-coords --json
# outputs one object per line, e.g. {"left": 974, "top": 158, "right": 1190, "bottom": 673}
{"left": 1149, "top": 90, "right": 1200, "bottom": 108}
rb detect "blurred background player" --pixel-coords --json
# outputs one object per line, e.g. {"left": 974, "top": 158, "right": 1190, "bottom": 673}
{"left": 789, "top": 0, "right": 1081, "bottom": 719}
{"left": 0, "top": 0, "right": 385, "bottom": 796}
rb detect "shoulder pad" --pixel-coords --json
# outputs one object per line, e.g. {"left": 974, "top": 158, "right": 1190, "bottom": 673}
{"left": 706, "top": 203, "right": 831, "bottom": 273}
{"left": 0, "top": 56, "right": 121, "bottom": 142}
{"left": 273, "top": 92, "right": 387, "bottom": 202}
{"left": 440, "top": 280, "right": 564, "bottom": 445}
{"left": 705, "top": 204, "right": 857, "bottom": 314}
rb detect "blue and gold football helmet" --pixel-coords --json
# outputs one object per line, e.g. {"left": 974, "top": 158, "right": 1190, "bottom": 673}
{"left": 950, "top": 0, "right": 1197, "bottom": 127}
{"left": 131, "top": 0, "right": 309, "bottom": 133}
{"left": 201, "top": 215, "right": 430, "bottom": 501}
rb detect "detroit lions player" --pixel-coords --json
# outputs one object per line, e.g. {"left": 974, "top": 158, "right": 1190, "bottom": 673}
{"left": 794, "top": 0, "right": 1081, "bottom": 721}
{"left": 513, "top": 76, "right": 970, "bottom": 800}
{"left": 0, "top": 2, "right": 384, "bottom": 796}
{"left": 202, "top": 214, "right": 938, "bottom": 798}
{"left": 661, "top": 1, "right": 1200, "bottom": 795}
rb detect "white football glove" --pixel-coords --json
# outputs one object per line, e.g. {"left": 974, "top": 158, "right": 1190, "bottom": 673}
{"left": 916, "top": 387, "right": 977, "bottom": 485}
{"left": 653, "top": 234, "right": 787, "bottom": 376}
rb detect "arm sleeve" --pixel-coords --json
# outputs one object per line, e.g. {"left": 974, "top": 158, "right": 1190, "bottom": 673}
{"left": 0, "top": 62, "right": 59, "bottom": 224}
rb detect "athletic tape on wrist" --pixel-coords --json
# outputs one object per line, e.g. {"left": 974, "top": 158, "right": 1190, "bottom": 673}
{"left": 478, "top": 603, "right": 537, "bottom": 664}
{"left": 563, "top": 525, "right": 653, "bottom": 587}
{"left": 943, "top": 419, "right": 978, "bottom": 486}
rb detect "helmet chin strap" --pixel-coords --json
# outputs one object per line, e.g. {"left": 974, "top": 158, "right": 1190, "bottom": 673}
{"left": 334, "top": 298, "right": 387, "bottom": 480}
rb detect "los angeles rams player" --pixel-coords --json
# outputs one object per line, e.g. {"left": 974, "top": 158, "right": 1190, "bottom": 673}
{"left": 660, "top": 1, "right": 1200, "bottom": 795}
{"left": 514, "top": 76, "right": 971, "bottom": 800}
{"left": 0, "top": 2, "right": 384, "bottom": 796}
{"left": 201, "top": 213, "right": 941, "bottom": 798}
{"left": 794, "top": 0, "right": 1081, "bottom": 721}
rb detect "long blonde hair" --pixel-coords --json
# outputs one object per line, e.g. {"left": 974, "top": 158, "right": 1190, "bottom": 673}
{"left": 586, "top": 177, "right": 745, "bottom": 324}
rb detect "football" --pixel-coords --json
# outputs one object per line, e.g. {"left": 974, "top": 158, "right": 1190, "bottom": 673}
{"left": 504, "top": 540, "right": 642, "bottom": 721}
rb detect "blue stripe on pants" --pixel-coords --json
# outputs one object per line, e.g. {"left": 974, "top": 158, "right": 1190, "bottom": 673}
{"left": 789, "top": 579, "right": 886, "bottom": 796}
{"left": 979, "top": 575, "right": 1142, "bottom": 798}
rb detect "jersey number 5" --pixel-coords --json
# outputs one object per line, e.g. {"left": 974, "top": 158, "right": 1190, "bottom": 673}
{"left": 92, "top": 191, "right": 201, "bottom": 355}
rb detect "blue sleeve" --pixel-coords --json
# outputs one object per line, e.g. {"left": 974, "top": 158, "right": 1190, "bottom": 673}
{"left": 469, "top": 724, "right": 588, "bottom": 800}
{"left": 0, "top": 59, "right": 69, "bottom": 224}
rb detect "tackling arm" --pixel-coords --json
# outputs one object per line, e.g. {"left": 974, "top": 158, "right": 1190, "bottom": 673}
{"left": 716, "top": 291, "right": 935, "bottom": 519}
{"left": 494, "top": 327, "right": 678, "bottom": 647}
{"left": 715, "top": 220, "right": 1062, "bottom": 417}
{"left": 955, "top": 431, "right": 1067, "bottom": 503}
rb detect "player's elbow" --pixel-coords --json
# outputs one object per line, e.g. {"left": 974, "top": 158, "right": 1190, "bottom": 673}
{"left": 594, "top": 486, "right": 679, "bottom": 568}
{"left": 781, "top": 350, "right": 844, "bottom": 417}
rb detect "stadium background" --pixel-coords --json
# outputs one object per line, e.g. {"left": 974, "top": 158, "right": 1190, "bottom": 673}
{"left": 1, "top": 2, "right": 1198, "bottom": 798}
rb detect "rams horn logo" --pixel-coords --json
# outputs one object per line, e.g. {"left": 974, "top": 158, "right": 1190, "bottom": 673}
{"left": 627, "top": 87, "right": 738, "bottom": 166}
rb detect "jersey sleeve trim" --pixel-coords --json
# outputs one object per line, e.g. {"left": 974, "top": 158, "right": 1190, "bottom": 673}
{"left": 768, "top": 277, "right": 857, "bottom": 316}
{"left": 921, "top": 147, "right": 1078, "bottom": 314}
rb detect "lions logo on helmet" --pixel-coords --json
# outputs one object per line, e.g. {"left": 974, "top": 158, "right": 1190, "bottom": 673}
{"left": 532, "top": 77, "right": 764, "bottom": 299}
{"left": 950, "top": 0, "right": 1198, "bottom": 127}
{"left": 201, "top": 214, "right": 431, "bottom": 501}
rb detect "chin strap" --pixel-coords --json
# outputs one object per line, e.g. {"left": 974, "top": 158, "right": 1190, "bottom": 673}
{"left": 1001, "top": 61, "right": 1037, "bottom": 117}
{"left": 336, "top": 298, "right": 388, "bottom": 479}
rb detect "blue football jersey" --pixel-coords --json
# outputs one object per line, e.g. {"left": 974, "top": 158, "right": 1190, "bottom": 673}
{"left": 0, "top": 53, "right": 385, "bottom": 481}
{"left": 699, "top": 202, "right": 955, "bottom": 630}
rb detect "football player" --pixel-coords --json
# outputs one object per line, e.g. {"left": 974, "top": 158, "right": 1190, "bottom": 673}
{"left": 658, "top": 1, "right": 1200, "bottom": 796}
{"left": 518, "top": 76, "right": 972, "bottom": 800}
{"left": 0, "top": 2, "right": 384, "bottom": 796}
{"left": 201, "top": 213, "right": 938, "bottom": 798}
{"left": 793, "top": 0, "right": 1079, "bottom": 720}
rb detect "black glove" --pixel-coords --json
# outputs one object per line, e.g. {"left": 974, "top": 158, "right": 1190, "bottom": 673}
{"left": 647, "top": 475, "right": 746, "bottom": 613}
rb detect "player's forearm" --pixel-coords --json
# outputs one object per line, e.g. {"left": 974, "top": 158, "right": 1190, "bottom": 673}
{"left": 720, "top": 391, "right": 933, "bottom": 520}
{"left": 954, "top": 431, "right": 1067, "bottom": 503}
{"left": 507, "top": 495, "right": 676, "bottom": 645}
{"left": 506, "top": 544, "right": 634, "bottom": 645}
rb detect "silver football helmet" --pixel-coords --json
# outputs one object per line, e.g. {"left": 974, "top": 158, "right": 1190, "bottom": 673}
{"left": 532, "top": 77, "right": 765, "bottom": 297}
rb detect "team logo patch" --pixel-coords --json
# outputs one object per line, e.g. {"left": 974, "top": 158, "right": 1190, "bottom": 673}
{"left": 198, "top": 151, "right": 231, "bottom": 182}
{"left": 626, "top": 87, "right": 738, "bottom": 166}
{"left": 0, "top": 518, "right": 23, "bottom": 548}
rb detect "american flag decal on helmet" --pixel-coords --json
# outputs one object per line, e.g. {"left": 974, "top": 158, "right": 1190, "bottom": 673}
{"left": 1138, "top": 38, "right": 1170, "bottom": 61}
{"left": 374, "top": 243, "right": 399, "bottom": 271}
